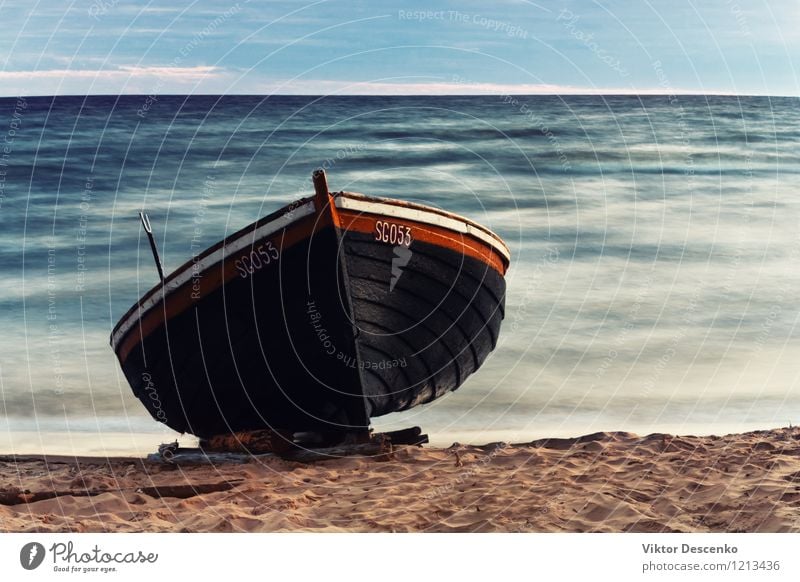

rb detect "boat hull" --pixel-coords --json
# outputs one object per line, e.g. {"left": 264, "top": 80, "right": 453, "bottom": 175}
{"left": 112, "top": 175, "right": 509, "bottom": 438}
{"left": 341, "top": 230, "right": 505, "bottom": 418}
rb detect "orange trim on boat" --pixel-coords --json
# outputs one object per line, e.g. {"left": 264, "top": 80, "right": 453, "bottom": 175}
{"left": 336, "top": 209, "right": 508, "bottom": 276}
{"left": 115, "top": 199, "right": 507, "bottom": 366}
{"left": 116, "top": 212, "right": 325, "bottom": 364}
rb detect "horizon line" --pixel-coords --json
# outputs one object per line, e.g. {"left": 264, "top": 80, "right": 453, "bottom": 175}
{"left": 0, "top": 68, "right": 796, "bottom": 98}
{"left": 1, "top": 92, "right": 797, "bottom": 99}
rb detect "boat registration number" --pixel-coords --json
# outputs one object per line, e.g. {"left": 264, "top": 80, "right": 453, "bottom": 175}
{"left": 374, "top": 221, "right": 412, "bottom": 247}
{"left": 235, "top": 240, "right": 280, "bottom": 278}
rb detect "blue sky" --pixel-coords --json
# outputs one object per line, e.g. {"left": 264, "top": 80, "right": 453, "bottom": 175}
{"left": 0, "top": 0, "right": 797, "bottom": 96}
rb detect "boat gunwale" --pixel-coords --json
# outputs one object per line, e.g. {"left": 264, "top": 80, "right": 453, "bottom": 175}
{"left": 110, "top": 196, "right": 314, "bottom": 339}
{"left": 335, "top": 191, "right": 511, "bottom": 262}
{"left": 110, "top": 191, "right": 511, "bottom": 351}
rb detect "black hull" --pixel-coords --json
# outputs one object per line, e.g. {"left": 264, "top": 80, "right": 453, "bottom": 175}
{"left": 121, "top": 225, "right": 371, "bottom": 437}
{"left": 113, "top": 175, "right": 508, "bottom": 438}
{"left": 342, "top": 231, "right": 505, "bottom": 418}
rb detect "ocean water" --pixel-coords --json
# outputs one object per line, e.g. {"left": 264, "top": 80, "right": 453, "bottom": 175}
{"left": 0, "top": 94, "right": 798, "bottom": 454}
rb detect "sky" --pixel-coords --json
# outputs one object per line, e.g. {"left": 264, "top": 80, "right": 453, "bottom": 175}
{"left": 0, "top": 0, "right": 797, "bottom": 96}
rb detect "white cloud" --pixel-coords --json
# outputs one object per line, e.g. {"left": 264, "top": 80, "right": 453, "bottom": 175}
{"left": 0, "top": 68, "right": 749, "bottom": 96}
{"left": 257, "top": 78, "right": 731, "bottom": 96}
{"left": 0, "top": 66, "right": 224, "bottom": 95}
{"left": 116, "top": 65, "right": 219, "bottom": 78}
{"left": 0, "top": 65, "right": 218, "bottom": 81}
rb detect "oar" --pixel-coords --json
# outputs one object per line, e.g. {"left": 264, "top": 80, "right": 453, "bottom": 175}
{"left": 139, "top": 212, "right": 165, "bottom": 283}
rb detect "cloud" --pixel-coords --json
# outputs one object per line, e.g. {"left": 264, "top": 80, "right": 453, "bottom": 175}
{"left": 259, "top": 78, "right": 730, "bottom": 96}
{"left": 0, "top": 68, "right": 745, "bottom": 96}
{"left": 0, "top": 65, "right": 218, "bottom": 81}
{"left": 0, "top": 66, "right": 225, "bottom": 96}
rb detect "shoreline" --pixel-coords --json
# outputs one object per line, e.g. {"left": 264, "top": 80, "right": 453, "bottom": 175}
{"left": 3, "top": 416, "right": 796, "bottom": 457}
{"left": 2, "top": 426, "right": 799, "bottom": 532}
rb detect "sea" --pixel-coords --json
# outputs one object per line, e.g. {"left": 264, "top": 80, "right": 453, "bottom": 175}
{"left": 0, "top": 94, "right": 798, "bottom": 454}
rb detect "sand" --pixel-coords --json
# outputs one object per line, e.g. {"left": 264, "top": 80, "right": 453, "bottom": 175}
{"left": 2, "top": 427, "right": 799, "bottom": 532}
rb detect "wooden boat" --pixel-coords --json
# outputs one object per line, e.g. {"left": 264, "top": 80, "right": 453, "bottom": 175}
{"left": 110, "top": 170, "right": 510, "bottom": 441}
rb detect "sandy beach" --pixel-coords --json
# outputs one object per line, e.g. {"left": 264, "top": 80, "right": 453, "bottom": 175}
{"left": 2, "top": 427, "right": 799, "bottom": 533}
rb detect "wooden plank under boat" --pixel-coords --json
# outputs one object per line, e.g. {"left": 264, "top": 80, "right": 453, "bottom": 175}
{"left": 110, "top": 170, "right": 510, "bottom": 439}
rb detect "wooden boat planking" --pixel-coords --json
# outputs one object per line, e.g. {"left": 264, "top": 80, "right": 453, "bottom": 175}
{"left": 111, "top": 170, "right": 510, "bottom": 441}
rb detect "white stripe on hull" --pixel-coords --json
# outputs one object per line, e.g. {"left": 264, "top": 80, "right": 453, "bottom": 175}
{"left": 110, "top": 201, "right": 316, "bottom": 350}
{"left": 335, "top": 194, "right": 511, "bottom": 262}
{"left": 112, "top": 194, "right": 510, "bottom": 351}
